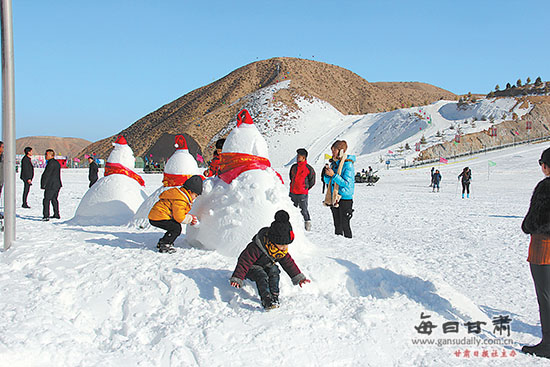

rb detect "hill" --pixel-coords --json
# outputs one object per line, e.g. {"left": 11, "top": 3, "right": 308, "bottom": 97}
{"left": 79, "top": 57, "right": 456, "bottom": 160}
{"left": 16, "top": 136, "right": 91, "bottom": 157}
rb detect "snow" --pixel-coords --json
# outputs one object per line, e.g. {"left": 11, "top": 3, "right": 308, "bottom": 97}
{"left": 2, "top": 142, "right": 550, "bottom": 366}
{"left": 71, "top": 142, "right": 148, "bottom": 226}
{"left": 222, "top": 123, "right": 270, "bottom": 159}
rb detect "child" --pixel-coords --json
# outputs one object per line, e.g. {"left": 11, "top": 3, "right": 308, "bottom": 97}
{"left": 148, "top": 175, "right": 203, "bottom": 253}
{"left": 432, "top": 170, "right": 442, "bottom": 192}
{"left": 230, "top": 210, "right": 310, "bottom": 309}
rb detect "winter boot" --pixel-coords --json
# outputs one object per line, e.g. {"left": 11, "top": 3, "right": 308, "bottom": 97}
{"left": 522, "top": 333, "right": 550, "bottom": 358}
{"left": 261, "top": 294, "right": 277, "bottom": 310}
{"left": 271, "top": 293, "right": 280, "bottom": 307}
{"left": 467, "top": 193, "right": 469, "bottom": 198}
{"left": 462, "top": 193, "right": 464, "bottom": 199}
{"left": 305, "top": 221, "right": 312, "bottom": 231}
{"left": 158, "top": 242, "right": 176, "bottom": 254}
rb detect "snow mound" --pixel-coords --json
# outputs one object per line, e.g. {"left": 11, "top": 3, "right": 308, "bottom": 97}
{"left": 185, "top": 169, "right": 313, "bottom": 258}
{"left": 70, "top": 175, "right": 148, "bottom": 226}
{"left": 164, "top": 149, "right": 202, "bottom": 175}
{"left": 130, "top": 186, "right": 172, "bottom": 229}
{"left": 222, "top": 124, "right": 269, "bottom": 159}
{"left": 438, "top": 97, "right": 527, "bottom": 121}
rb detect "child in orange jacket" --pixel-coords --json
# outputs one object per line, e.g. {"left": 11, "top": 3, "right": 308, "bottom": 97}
{"left": 149, "top": 175, "right": 202, "bottom": 253}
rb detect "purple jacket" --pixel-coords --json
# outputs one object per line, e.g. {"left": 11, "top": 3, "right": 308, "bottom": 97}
{"left": 230, "top": 227, "right": 306, "bottom": 287}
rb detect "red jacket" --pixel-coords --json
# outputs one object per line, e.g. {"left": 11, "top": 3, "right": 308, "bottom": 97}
{"left": 289, "top": 160, "right": 316, "bottom": 195}
{"left": 204, "top": 154, "right": 221, "bottom": 177}
{"left": 230, "top": 228, "right": 306, "bottom": 287}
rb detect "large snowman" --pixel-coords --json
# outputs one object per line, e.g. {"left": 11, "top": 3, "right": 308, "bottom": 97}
{"left": 71, "top": 135, "right": 148, "bottom": 226}
{"left": 131, "top": 135, "right": 203, "bottom": 228}
{"left": 185, "top": 109, "right": 311, "bottom": 257}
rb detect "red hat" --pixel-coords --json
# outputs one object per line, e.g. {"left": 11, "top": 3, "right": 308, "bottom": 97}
{"left": 174, "top": 135, "right": 187, "bottom": 150}
{"left": 237, "top": 109, "right": 254, "bottom": 127}
{"left": 113, "top": 135, "right": 127, "bottom": 145}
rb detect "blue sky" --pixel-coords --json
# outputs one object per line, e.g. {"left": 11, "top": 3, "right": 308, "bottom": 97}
{"left": 11, "top": 0, "right": 550, "bottom": 141}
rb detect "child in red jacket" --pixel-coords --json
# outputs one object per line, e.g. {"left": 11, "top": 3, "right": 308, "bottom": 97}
{"left": 230, "top": 210, "right": 310, "bottom": 309}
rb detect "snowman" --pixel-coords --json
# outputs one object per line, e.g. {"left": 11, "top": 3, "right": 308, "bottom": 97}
{"left": 131, "top": 135, "right": 203, "bottom": 228}
{"left": 185, "top": 109, "right": 310, "bottom": 257}
{"left": 71, "top": 135, "right": 148, "bottom": 226}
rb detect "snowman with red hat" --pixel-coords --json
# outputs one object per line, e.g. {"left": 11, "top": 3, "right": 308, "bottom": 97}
{"left": 185, "top": 109, "right": 311, "bottom": 257}
{"left": 131, "top": 135, "right": 203, "bottom": 228}
{"left": 71, "top": 135, "right": 148, "bottom": 226}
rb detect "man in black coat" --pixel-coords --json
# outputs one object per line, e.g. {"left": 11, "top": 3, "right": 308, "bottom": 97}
{"left": 88, "top": 156, "right": 99, "bottom": 187}
{"left": 41, "top": 149, "right": 62, "bottom": 221}
{"left": 20, "top": 146, "right": 34, "bottom": 208}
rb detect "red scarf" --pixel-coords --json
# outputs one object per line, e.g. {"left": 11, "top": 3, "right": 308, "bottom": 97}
{"left": 218, "top": 152, "right": 284, "bottom": 184}
{"left": 104, "top": 162, "right": 145, "bottom": 187}
{"left": 162, "top": 173, "right": 192, "bottom": 187}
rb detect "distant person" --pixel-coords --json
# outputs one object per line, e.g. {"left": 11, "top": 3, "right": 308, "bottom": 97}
{"left": 323, "top": 140, "right": 355, "bottom": 238}
{"left": 40, "top": 149, "right": 62, "bottom": 221}
{"left": 430, "top": 167, "right": 435, "bottom": 187}
{"left": 148, "top": 175, "right": 203, "bottom": 253}
{"left": 88, "top": 156, "right": 99, "bottom": 187}
{"left": 458, "top": 167, "right": 472, "bottom": 199}
{"left": 521, "top": 147, "right": 550, "bottom": 358}
{"left": 289, "top": 148, "right": 316, "bottom": 231}
{"left": 20, "top": 146, "right": 34, "bottom": 208}
{"left": 432, "top": 170, "right": 441, "bottom": 192}
{"left": 204, "top": 138, "right": 225, "bottom": 177}
{"left": 0, "top": 141, "right": 4, "bottom": 197}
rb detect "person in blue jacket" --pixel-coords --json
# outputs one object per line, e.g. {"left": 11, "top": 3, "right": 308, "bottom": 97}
{"left": 323, "top": 140, "right": 355, "bottom": 238}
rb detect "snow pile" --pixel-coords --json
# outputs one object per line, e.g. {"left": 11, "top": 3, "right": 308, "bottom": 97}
{"left": 71, "top": 136, "right": 148, "bottom": 226}
{"left": 131, "top": 136, "right": 202, "bottom": 229}
{"left": 438, "top": 98, "right": 529, "bottom": 121}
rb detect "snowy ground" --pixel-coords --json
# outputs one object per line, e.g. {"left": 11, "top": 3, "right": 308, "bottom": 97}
{"left": 1, "top": 142, "right": 550, "bottom": 366}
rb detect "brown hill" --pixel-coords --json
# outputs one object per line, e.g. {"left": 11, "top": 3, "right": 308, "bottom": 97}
{"left": 79, "top": 57, "right": 456, "bottom": 160}
{"left": 17, "top": 136, "right": 91, "bottom": 157}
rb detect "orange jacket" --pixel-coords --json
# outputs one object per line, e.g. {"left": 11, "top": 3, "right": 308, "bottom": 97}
{"left": 148, "top": 187, "right": 195, "bottom": 223}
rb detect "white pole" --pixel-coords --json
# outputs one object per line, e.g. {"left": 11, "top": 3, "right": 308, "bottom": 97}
{"left": 2, "top": 0, "right": 15, "bottom": 251}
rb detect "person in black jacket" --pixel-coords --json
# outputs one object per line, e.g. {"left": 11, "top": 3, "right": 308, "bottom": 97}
{"left": 458, "top": 167, "right": 472, "bottom": 199}
{"left": 521, "top": 147, "right": 550, "bottom": 358}
{"left": 40, "top": 149, "right": 62, "bottom": 221}
{"left": 20, "top": 146, "right": 34, "bottom": 208}
{"left": 88, "top": 156, "right": 99, "bottom": 187}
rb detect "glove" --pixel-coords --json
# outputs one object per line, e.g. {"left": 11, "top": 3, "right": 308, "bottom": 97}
{"left": 299, "top": 279, "right": 311, "bottom": 288}
{"left": 230, "top": 281, "right": 240, "bottom": 288}
{"left": 190, "top": 215, "right": 198, "bottom": 225}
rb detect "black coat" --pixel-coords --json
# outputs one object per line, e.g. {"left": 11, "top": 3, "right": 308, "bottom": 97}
{"left": 88, "top": 161, "right": 99, "bottom": 181}
{"left": 522, "top": 177, "right": 550, "bottom": 235}
{"left": 20, "top": 155, "right": 34, "bottom": 181}
{"left": 41, "top": 158, "right": 62, "bottom": 191}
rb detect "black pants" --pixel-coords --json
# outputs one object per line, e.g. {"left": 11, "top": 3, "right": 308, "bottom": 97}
{"left": 43, "top": 188, "right": 60, "bottom": 218}
{"left": 462, "top": 182, "right": 470, "bottom": 194}
{"left": 89, "top": 178, "right": 98, "bottom": 188}
{"left": 149, "top": 219, "right": 182, "bottom": 244}
{"left": 530, "top": 263, "right": 550, "bottom": 341}
{"left": 246, "top": 265, "right": 280, "bottom": 300}
{"left": 331, "top": 199, "right": 353, "bottom": 238}
{"left": 290, "top": 193, "right": 311, "bottom": 221}
{"left": 22, "top": 181, "right": 31, "bottom": 206}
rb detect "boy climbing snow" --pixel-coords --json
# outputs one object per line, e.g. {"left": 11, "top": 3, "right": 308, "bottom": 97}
{"left": 148, "top": 175, "right": 203, "bottom": 253}
{"left": 230, "top": 210, "right": 310, "bottom": 310}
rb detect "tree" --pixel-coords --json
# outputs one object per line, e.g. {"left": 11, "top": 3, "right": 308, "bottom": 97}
{"left": 535, "top": 77, "right": 543, "bottom": 87}
{"left": 495, "top": 84, "right": 500, "bottom": 91}
{"left": 527, "top": 77, "right": 531, "bottom": 84}
{"left": 506, "top": 82, "right": 511, "bottom": 89}
{"left": 487, "top": 91, "right": 494, "bottom": 98}
{"left": 517, "top": 79, "right": 522, "bottom": 87}
{"left": 436, "top": 130, "right": 442, "bottom": 137}
{"left": 405, "top": 143, "right": 411, "bottom": 150}
{"left": 467, "top": 91, "right": 472, "bottom": 99}
{"left": 420, "top": 135, "right": 427, "bottom": 144}
{"left": 472, "top": 96, "right": 477, "bottom": 103}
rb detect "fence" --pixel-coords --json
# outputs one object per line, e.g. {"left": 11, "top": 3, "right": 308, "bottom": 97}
{"left": 402, "top": 135, "right": 550, "bottom": 169}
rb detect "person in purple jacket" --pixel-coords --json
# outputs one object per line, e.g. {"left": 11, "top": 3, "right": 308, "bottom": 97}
{"left": 230, "top": 210, "right": 310, "bottom": 310}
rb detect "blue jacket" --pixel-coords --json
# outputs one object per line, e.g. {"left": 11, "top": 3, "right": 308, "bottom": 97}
{"left": 323, "top": 155, "right": 356, "bottom": 200}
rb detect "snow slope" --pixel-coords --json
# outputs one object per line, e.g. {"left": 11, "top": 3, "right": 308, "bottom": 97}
{"left": 1, "top": 142, "right": 549, "bottom": 366}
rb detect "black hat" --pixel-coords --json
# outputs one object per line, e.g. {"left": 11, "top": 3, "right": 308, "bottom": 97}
{"left": 540, "top": 148, "right": 550, "bottom": 167}
{"left": 296, "top": 148, "right": 308, "bottom": 158}
{"left": 182, "top": 175, "right": 203, "bottom": 195}
{"left": 216, "top": 139, "right": 226, "bottom": 150}
{"left": 268, "top": 210, "right": 294, "bottom": 245}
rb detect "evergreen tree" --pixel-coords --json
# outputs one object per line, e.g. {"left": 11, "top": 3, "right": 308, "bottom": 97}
{"left": 527, "top": 77, "right": 531, "bottom": 84}
{"left": 535, "top": 77, "right": 543, "bottom": 87}
{"left": 506, "top": 82, "right": 511, "bottom": 89}
{"left": 495, "top": 84, "right": 500, "bottom": 91}
{"left": 405, "top": 143, "right": 411, "bottom": 150}
{"left": 420, "top": 135, "right": 427, "bottom": 144}
{"left": 517, "top": 79, "right": 522, "bottom": 87}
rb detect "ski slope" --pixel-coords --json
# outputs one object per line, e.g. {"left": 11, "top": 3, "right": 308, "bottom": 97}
{"left": 1, "top": 143, "right": 549, "bottom": 366}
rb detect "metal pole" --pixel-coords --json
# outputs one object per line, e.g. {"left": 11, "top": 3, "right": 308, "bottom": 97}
{"left": 2, "top": 0, "right": 15, "bottom": 250}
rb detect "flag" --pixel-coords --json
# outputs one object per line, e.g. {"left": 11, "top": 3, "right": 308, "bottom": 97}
{"left": 74, "top": 158, "right": 81, "bottom": 163}
{"left": 439, "top": 157, "right": 448, "bottom": 164}
{"left": 453, "top": 141, "right": 458, "bottom": 145}
{"left": 388, "top": 150, "right": 394, "bottom": 154}
{"left": 324, "top": 153, "right": 332, "bottom": 160}
{"left": 488, "top": 161, "right": 496, "bottom": 167}
{"left": 196, "top": 154, "right": 204, "bottom": 163}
